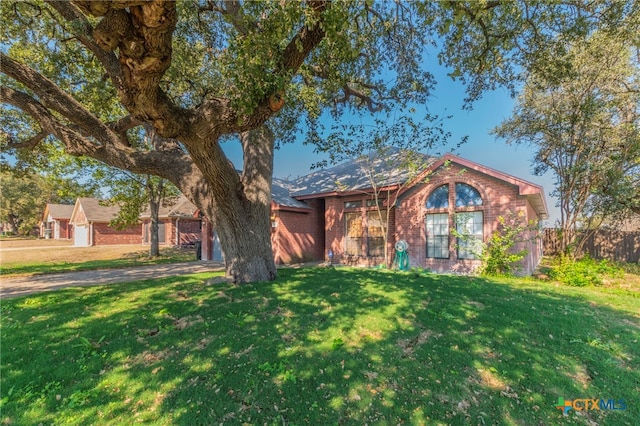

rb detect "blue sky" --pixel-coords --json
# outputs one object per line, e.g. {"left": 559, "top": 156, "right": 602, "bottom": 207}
{"left": 223, "top": 72, "right": 560, "bottom": 225}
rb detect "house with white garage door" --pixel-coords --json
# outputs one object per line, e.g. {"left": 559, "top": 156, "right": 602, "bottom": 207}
{"left": 69, "top": 198, "right": 142, "bottom": 247}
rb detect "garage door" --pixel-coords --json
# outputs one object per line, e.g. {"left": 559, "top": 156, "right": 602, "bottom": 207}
{"left": 74, "top": 225, "right": 89, "bottom": 247}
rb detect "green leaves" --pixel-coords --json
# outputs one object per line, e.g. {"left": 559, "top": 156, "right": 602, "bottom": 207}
{"left": 494, "top": 30, "right": 640, "bottom": 256}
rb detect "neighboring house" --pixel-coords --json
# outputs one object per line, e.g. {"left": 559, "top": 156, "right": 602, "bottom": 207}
{"left": 69, "top": 198, "right": 142, "bottom": 246}
{"left": 139, "top": 195, "right": 202, "bottom": 246}
{"left": 201, "top": 151, "right": 549, "bottom": 275}
{"left": 40, "top": 203, "right": 74, "bottom": 239}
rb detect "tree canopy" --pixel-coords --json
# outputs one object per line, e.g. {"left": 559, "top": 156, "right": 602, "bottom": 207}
{"left": 2, "top": 0, "right": 639, "bottom": 281}
{"left": 494, "top": 31, "right": 640, "bottom": 256}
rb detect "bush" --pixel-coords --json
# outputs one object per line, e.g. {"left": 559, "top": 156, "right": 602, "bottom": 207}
{"left": 454, "top": 210, "right": 537, "bottom": 277}
{"left": 549, "top": 256, "right": 623, "bottom": 286}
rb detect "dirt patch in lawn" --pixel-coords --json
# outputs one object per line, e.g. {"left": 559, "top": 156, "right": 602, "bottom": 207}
{"left": 0, "top": 238, "right": 73, "bottom": 249}
{"left": 0, "top": 243, "right": 154, "bottom": 266}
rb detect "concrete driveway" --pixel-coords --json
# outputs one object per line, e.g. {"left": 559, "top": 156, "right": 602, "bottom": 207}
{"left": 0, "top": 261, "right": 224, "bottom": 300}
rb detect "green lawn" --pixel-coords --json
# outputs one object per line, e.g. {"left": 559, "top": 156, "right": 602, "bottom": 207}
{"left": 1, "top": 267, "right": 638, "bottom": 425}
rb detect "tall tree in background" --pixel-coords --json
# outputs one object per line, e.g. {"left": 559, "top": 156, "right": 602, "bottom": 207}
{"left": 2, "top": 1, "right": 638, "bottom": 282}
{"left": 97, "top": 126, "right": 180, "bottom": 257}
{"left": 494, "top": 32, "right": 640, "bottom": 257}
{"left": 99, "top": 169, "right": 179, "bottom": 257}
{"left": 0, "top": 166, "right": 100, "bottom": 235}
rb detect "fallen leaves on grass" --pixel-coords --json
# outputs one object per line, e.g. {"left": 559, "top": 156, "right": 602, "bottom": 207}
{"left": 397, "top": 329, "right": 439, "bottom": 357}
{"left": 173, "top": 315, "right": 203, "bottom": 331}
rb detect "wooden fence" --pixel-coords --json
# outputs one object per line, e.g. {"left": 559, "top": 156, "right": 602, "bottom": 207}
{"left": 543, "top": 228, "right": 640, "bottom": 263}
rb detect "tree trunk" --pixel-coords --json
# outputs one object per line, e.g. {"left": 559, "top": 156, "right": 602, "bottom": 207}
{"left": 149, "top": 196, "right": 160, "bottom": 257}
{"left": 214, "top": 198, "right": 277, "bottom": 283}
{"left": 181, "top": 125, "right": 277, "bottom": 283}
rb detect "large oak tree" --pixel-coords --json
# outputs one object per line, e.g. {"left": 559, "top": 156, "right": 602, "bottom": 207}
{"left": 2, "top": 0, "right": 637, "bottom": 282}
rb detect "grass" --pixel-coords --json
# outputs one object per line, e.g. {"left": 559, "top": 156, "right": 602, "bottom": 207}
{"left": 1, "top": 267, "right": 638, "bottom": 425}
{"left": 0, "top": 246, "right": 198, "bottom": 277}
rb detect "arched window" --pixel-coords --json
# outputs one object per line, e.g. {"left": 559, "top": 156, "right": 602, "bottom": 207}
{"left": 455, "top": 183, "right": 482, "bottom": 207}
{"left": 426, "top": 185, "right": 449, "bottom": 209}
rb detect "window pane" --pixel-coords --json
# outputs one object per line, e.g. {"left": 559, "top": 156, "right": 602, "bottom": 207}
{"left": 456, "top": 211, "right": 483, "bottom": 259}
{"left": 426, "top": 185, "right": 449, "bottom": 209}
{"left": 367, "top": 211, "right": 387, "bottom": 256}
{"left": 345, "top": 212, "right": 362, "bottom": 256}
{"left": 455, "top": 183, "right": 482, "bottom": 207}
{"left": 344, "top": 200, "right": 362, "bottom": 209}
{"left": 426, "top": 213, "right": 449, "bottom": 259}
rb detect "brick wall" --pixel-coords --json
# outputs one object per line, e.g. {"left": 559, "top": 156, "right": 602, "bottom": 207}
{"left": 93, "top": 222, "right": 143, "bottom": 245}
{"left": 140, "top": 218, "right": 200, "bottom": 246}
{"left": 273, "top": 199, "right": 325, "bottom": 264}
{"left": 324, "top": 194, "right": 396, "bottom": 266}
{"left": 175, "top": 219, "right": 202, "bottom": 246}
{"left": 395, "top": 163, "right": 541, "bottom": 274}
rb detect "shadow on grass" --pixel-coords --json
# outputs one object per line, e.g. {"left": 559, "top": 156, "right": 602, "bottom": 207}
{"left": 1, "top": 268, "right": 638, "bottom": 425}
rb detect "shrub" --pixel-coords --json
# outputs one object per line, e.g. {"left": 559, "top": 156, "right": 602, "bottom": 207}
{"left": 549, "top": 256, "right": 623, "bottom": 286}
{"left": 454, "top": 210, "right": 538, "bottom": 276}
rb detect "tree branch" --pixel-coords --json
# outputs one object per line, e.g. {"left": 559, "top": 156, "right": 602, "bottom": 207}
{"left": 1, "top": 85, "right": 192, "bottom": 183}
{"left": 67, "top": 1, "right": 191, "bottom": 139}
{"left": 1, "top": 85, "right": 100, "bottom": 157}
{"left": 199, "top": 0, "right": 250, "bottom": 35}
{"left": 193, "top": 0, "right": 331, "bottom": 136}
{"left": 1, "top": 53, "right": 124, "bottom": 148}
{"left": 46, "top": 0, "right": 125, "bottom": 93}
{"left": 2, "top": 130, "right": 49, "bottom": 149}
{"left": 108, "top": 115, "right": 143, "bottom": 137}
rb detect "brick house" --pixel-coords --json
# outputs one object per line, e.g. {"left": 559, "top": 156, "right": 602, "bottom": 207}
{"left": 201, "top": 151, "right": 549, "bottom": 275}
{"left": 40, "top": 203, "right": 74, "bottom": 239}
{"left": 139, "top": 195, "right": 202, "bottom": 247}
{"left": 68, "top": 196, "right": 203, "bottom": 247}
{"left": 69, "top": 198, "right": 143, "bottom": 246}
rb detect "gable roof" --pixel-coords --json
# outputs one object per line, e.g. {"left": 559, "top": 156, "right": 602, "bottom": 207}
{"left": 70, "top": 198, "right": 123, "bottom": 223}
{"left": 410, "top": 153, "right": 549, "bottom": 219}
{"left": 289, "top": 148, "right": 436, "bottom": 198}
{"left": 42, "top": 203, "right": 74, "bottom": 221}
{"left": 140, "top": 195, "right": 199, "bottom": 219}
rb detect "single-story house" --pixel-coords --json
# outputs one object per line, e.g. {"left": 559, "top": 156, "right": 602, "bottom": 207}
{"left": 40, "top": 203, "right": 74, "bottom": 239}
{"left": 69, "top": 198, "right": 143, "bottom": 246}
{"left": 139, "top": 196, "right": 201, "bottom": 246}
{"left": 68, "top": 196, "right": 203, "bottom": 247}
{"left": 201, "top": 150, "right": 549, "bottom": 275}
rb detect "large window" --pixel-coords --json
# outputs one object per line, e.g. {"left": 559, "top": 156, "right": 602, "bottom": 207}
{"left": 456, "top": 211, "right": 483, "bottom": 259}
{"left": 426, "top": 184, "right": 449, "bottom": 209}
{"left": 367, "top": 210, "right": 387, "bottom": 257}
{"left": 426, "top": 183, "right": 484, "bottom": 260}
{"left": 426, "top": 213, "right": 449, "bottom": 258}
{"left": 345, "top": 212, "right": 363, "bottom": 256}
